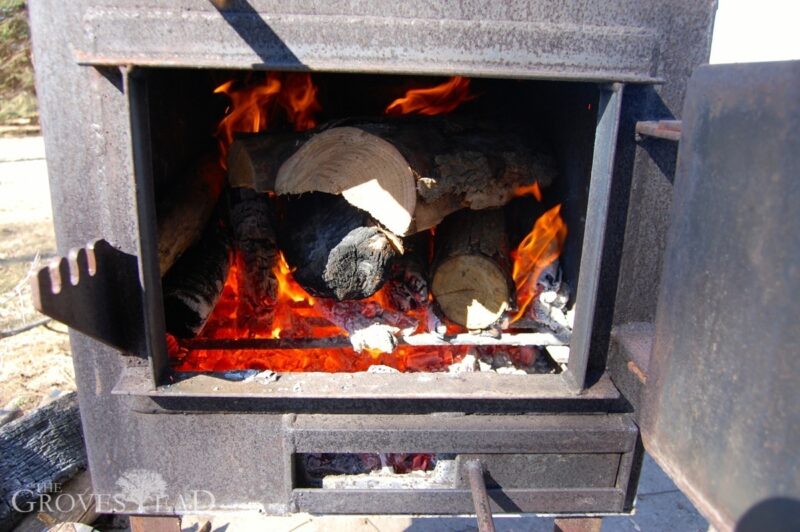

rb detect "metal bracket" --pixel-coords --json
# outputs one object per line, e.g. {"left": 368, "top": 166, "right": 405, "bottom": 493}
{"left": 31, "top": 239, "right": 147, "bottom": 357}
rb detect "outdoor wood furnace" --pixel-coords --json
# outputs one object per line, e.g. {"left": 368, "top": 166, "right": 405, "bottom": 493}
{"left": 26, "top": 1, "right": 799, "bottom": 530}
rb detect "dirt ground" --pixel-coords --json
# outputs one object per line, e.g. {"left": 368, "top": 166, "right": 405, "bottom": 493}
{"left": 0, "top": 136, "right": 74, "bottom": 413}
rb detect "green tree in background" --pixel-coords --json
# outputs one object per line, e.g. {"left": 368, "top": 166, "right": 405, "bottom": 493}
{"left": 0, "top": 0, "right": 37, "bottom": 126}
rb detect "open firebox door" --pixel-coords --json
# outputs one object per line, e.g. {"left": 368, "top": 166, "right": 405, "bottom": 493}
{"left": 640, "top": 61, "right": 799, "bottom": 531}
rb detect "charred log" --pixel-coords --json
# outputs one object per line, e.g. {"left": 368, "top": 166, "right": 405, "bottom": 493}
{"left": 278, "top": 192, "right": 397, "bottom": 300}
{"left": 157, "top": 157, "right": 225, "bottom": 276}
{"left": 431, "top": 208, "right": 513, "bottom": 330}
{"left": 229, "top": 187, "right": 279, "bottom": 310}
{"left": 387, "top": 231, "right": 430, "bottom": 312}
{"left": 229, "top": 116, "right": 557, "bottom": 235}
{"left": 162, "top": 210, "right": 232, "bottom": 338}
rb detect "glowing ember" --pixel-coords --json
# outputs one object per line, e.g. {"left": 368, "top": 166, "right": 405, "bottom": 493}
{"left": 510, "top": 204, "right": 568, "bottom": 322}
{"left": 168, "top": 73, "right": 569, "bottom": 374}
{"left": 385, "top": 76, "right": 474, "bottom": 116}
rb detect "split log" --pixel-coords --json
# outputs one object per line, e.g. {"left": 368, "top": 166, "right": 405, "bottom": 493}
{"left": 229, "top": 187, "right": 279, "bottom": 311}
{"left": 278, "top": 193, "right": 397, "bottom": 300}
{"left": 431, "top": 208, "right": 512, "bottom": 330}
{"left": 157, "top": 157, "right": 225, "bottom": 276}
{"left": 162, "top": 210, "right": 232, "bottom": 338}
{"left": 228, "top": 116, "right": 557, "bottom": 235}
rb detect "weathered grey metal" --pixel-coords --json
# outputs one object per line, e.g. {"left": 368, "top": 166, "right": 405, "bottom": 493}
{"left": 114, "top": 365, "right": 621, "bottom": 405}
{"left": 456, "top": 454, "right": 621, "bottom": 490}
{"left": 31, "top": 239, "right": 147, "bottom": 357}
{"left": 464, "top": 460, "right": 496, "bottom": 532}
{"left": 26, "top": 0, "right": 717, "bottom": 518}
{"left": 124, "top": 68, "right": 170, "bottom": 382}
{"left": 292, "top": 487, "right": 626, "bottom": 514}
{"left": 642, "top": 61, "right": 800, "bottom": 531}
{"left": 69, "top": 1, "right": 686, "bottom": 83}
{"left": 564, "top": 84, "right": 623, "bottom": 391}
{"left": 290, "top": 414, "right": 636, "bottom": 453}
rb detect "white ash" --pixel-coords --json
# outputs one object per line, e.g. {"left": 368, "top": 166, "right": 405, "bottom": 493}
{"left": 243, "top": 370, "right": 278, "bottom": 384}
{"left": 447, "top": 353, "right": 478, "bottom": 374}
{"left": 349, "top": 323, "right": 401, "bottom": 353}
{"left": 367, "top": 364, "right": 400, "bottom": 374}
{"left": 445, "top": 347, "right": 555, "bottom": 375}
{"left": 546, "top": 345, "right": 570, "bottom": 365}
{"left": 322, "top": 458, "right": 456, "bottom": 490}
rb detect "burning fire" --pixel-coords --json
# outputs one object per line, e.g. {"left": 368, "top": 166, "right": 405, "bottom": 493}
{"left": 214, "top": 72, "right": 321, "bottom": 166}
{"left": 170, "top": 73, "right": 569, "bottom": 373}
{"left": 385, "top": 76, "right": 474, "bottom": 116}
{"left": 511, "top": 204, "right": 568, "bottom": 322}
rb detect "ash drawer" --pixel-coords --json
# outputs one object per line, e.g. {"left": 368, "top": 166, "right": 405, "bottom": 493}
{"left": 288, "top": 413, "right": 639, "bottom": 514}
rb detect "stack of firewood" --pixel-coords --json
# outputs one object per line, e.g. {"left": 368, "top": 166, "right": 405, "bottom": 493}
{"left": 159, "top": 115, "right": 561, "bottom": 344}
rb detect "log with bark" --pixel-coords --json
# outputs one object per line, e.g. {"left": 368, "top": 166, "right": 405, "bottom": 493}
{"left": 157, "top": 157, "right": 225, "bottom": 276}
{"left": 228, "top": 116, "right": 557, "bottom": 235}
{"left": 431, "top": 208, "right": 513, "bottom": 330}
{"left": 278, "top": 192, "right": 398, "bottom": 300}
{"left": 229, "top": 187, "right": 279, "bottom": 317}
{"left": 162, "top": 208, "right": 232, "bottom": 338}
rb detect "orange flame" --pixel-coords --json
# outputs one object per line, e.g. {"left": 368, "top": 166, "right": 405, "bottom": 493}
{"left": 385, "top": 76, "right": 474, "bottom": 116}
{"left": 511, "top": 204, "right": 568, "bottom": 322}
{"left": 214, "top": 73, "right": 320, "bottom": 167}
{"left": 171, "top": 73, "right": 556, "bottom": 375}
{"left": 514, "top": 181, "right": 543, "bottom": 202}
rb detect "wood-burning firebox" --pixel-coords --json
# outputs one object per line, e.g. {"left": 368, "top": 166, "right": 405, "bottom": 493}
{"left": 26, "top": 1, "right": 800, "bottom": 529}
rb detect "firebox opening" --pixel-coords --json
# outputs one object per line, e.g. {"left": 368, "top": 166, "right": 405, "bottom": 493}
{"left": 147, "top": 70, "right": 599, "bottom": 378}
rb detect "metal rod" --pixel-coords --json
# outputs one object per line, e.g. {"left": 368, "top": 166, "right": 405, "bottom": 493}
{"left": 635, "top": 119, "right": 682, "bottom": 142}
{"left": 180, "top": 331, "right": 569, "bottom": 351}
{"left": 465, "top": 460, "right": 496, "bottom": 532}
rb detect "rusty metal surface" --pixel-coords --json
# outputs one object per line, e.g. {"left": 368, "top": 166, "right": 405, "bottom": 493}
{"left": 643, "top": 61, "right": 800, "bottom": 530}
{"left": 68, "top": 0, "right": 686, "bottom": 82}
{"left": 635, "top": 120, "right": 682, "bottom": 142}
{"left": 31, "top": 239, "right": 146, "bottom": 357}
{"left": 465, "top": 460, "right": 496, "bottom": 532}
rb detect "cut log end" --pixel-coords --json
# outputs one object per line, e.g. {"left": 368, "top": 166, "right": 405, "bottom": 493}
{"left": 279, "top": 193, "right": 398, "bottom": 300}
{"left": 275, "top": 127, "right": 416, "bottom": 235}
{"left": 323, "top": 226, "right": 397, "bottom": 300}
{"left": 432, "top": 255, "right": 510, "bottom": 329}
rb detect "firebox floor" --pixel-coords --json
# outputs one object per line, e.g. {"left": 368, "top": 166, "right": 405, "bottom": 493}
{"left": 173, "top": 456, "right": 705, "bottom": 532}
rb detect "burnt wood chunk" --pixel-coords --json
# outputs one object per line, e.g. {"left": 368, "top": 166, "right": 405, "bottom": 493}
{"left": 162, "top": 210, "right": 232, "bottom": 338}
{"left": 388, "top": 231, "right": 431, "bottom": 312}
{"left": 278, "top": 193, "right": 397, "bottom": 300}
{"left": 431, "top": 208, "right": 512, "bottom": 329}
{"left": 157, "top": 158, "right": 224, "bottom": 276}
{"left": 0, "top": 393, "right": 86, "bottom": 531}
{"left": 229, "top": 187, "right": 279, "bottom": 309}
{"left": 229, "top": 116, "right": 557, "bottom": 235}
